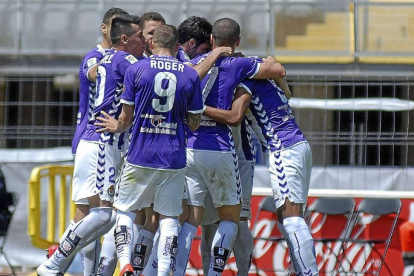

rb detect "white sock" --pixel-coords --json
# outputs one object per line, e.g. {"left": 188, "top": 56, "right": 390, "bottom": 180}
{"left": 81, "top": 240, "right": 101, "bottom": 276}
{"left": 142, "top": 229, "right": 160, "bottom": 276}
{"left": 283, "top": 217, "right": 319, "bottom": 276}
{"left": 208, "top": 221, "right": 238, "bottom": 276}
{"left": 158, "top": 218, "right": 179, "bottom": 276}
{"left": 173, "top": 223, "right": 197, "bottom": 276}
{"left": 97, "top": 223, "right": 117, "bottom": 276}
{"left": 131, "top": 223, "right": 144, "bottom": 272}
{"left": 132, "top": 229, "right": 154, "bottom": 273}
{"left": 278, "top": 222, "right": 301, "bottom": 274}
{"left": 45, "top": 207, "right": 113, "bottom": 272}
{"left": 201, "top": 224, "right": 218, "bottom": 276}
{"left": 233, "top": 221, "right": 253, "bottom": 276}
{"left": 60, "top": 221, "right": 76, "bottom": 273}
{"left": 114, "top": 211, "right": 136, "bottom": 271}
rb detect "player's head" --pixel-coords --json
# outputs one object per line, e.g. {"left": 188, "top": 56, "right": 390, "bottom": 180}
{"left": 111, "top": 14, "right": 146, "bottom": 58}
{"left": 151, "top": 24, "right": 179, "bottom": 56}
{"left": 101, "top": 7, "right": 129, "bottom": 46}
{"left": 211, "top": 18, "right": 241, "bottom": 48}
{"left": 178, "top": 16, "right": 212, "bottom": 59}
{"left": 139, "top": 12, "right": 166, "bottom": 55}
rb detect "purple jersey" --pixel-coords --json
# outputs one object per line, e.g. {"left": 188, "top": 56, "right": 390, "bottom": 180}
{"left": 176, "top": 47, "right": 191, "bottom": 63}
{"left": 121, "top": 55, "right": 203, "bottom": 170}
{"left": 242, "top": 79, "right": 306, "bottom": 152}
{"left": 72, "top": 45, "right": 106, "bottom": 154}
{"left": 82, "top": 49, "right": 139, "bottom": 149}
{"left": 187, "top": 53, "right": 260, "bottom": 151}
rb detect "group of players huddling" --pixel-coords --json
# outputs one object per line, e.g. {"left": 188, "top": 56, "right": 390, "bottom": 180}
{"left": 37, "top": 7, "right": 319, "bottom": 276}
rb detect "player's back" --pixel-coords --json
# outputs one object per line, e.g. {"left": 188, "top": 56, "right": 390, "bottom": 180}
{"left": 72, "top": 45, "right": 106, "bottom": 154}
{"left": 242, "top": 78, "right": 306, "bottom": 152}
{"left": 82, "top": 49, "right": 138, "bottom": 149}
{"left": 187, "top": 53, "right": 259, "bottom": 152}
{"left": 123, "top": 55, "right": 202, "bottom": 170}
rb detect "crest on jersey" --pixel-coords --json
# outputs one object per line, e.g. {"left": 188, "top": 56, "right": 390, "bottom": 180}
{"left": 125, "top": 55, "right": 138, "bottom": 64}
{"left": 87, "top": 57, "right": 97, "bottom": 68}
{"left": 107, "top": 185, "right": 115, "bottom": 196}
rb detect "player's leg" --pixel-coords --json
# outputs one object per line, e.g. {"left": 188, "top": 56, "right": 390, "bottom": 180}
{"left": 38, "top": 142, "right": 119, "bottom": 275}
{"left": 208, "top": 151, "right": 242, "bottom": 276}
{"left": 113, "top": 164, "right": 163, "bottom": 276}
{"left": 152, "top": 169, "right": 185, "bottom": 276}
{"left": 142, "top": 229, "right": 160, "bottom": 276}
{"left": 97, "top": 221, "right": 117, "bottom": 276}
{"left": 130, "top": 209, "right": 146, "bottom": 273}
{"left": 233, "top": 160, "right": 255, "bottom": 276}
{"left": 200, "top": 193, "right": 220, "bottom": 276}
{"left": 271, "top": 142, "right": 318, "bottom": 276}
{"left": 132, "top": 207, "right": 157, "bottom": 275}
{"left": 173, "top": 149, "right": 207, "bottom": 276}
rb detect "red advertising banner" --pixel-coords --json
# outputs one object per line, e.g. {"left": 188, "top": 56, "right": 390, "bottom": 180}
{"left": 186, "top": 195, "right": 413, "bottom": 276}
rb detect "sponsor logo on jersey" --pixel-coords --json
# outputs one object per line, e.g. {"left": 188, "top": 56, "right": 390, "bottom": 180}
{"left": 87, "top": 57, "right": 97, "bottom": 68}
{"left": 125, "top": 55, "right": 138, "bottom": 64}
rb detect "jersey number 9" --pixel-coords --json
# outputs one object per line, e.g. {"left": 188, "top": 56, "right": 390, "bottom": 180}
{"left": 152, "top": 72, "right": 176, "bottom": 113}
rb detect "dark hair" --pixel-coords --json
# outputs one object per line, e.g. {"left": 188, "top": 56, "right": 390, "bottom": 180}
{"left": 212, "top": 18, "right": 240, "bottom": 46}
{"left": 111, "top": 14, "right": 141, "bottom": 45}
{"left": 178, "top": 16, "right": 212, "bottom": 46}
{"left": 139, "top": 12, "right": 166, "bottom": 29}
{"left": 102, "top": 7, "right": 129, "bottom": 24}
{"left": 152, "top": 24, "right": 178, "bottom": 51}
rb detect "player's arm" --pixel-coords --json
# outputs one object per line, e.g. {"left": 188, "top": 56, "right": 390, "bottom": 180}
{"left": 203, "top": 86, "right": 251, "bottom": 127}
{"left": 253, "top": 56, "right": 286, "bottom": 80}
{"left": 191, "top": 46, "right": 232, "bottom": 80}
{"left": 87, "top": 64, "right": 99, "bottom": 82}
{"left": 186, "top": 113, "right": 201, "bottom": 131}
{"left": 275, "top": 78, "right": 291, "bottom": 100}
{"left": 95, "top": 104, "right": 134, "bottom": 133}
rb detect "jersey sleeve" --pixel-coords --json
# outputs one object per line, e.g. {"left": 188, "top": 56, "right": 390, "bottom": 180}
{"left": 188, "top": 74, "right": 204, "bottom": 114}
{"left": 121, "top": 66, "right": 136, "bottom": 106}
{"left": 238, "top": 79, "right": 255, "bottom": 95}
{"left": 82, "top": 52, "right": 103, "bottom": 81}
{"left": 236, "top": 57, "right": 260, "bottom": 80}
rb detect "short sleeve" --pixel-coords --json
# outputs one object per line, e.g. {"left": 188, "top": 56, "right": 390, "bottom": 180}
{"left": 82, "top": 52, "right": 103, "bottom": 81}
{"left": 188, "top": 75, "right": 204, "bottom": 114}
{"left": 238, "top": 79, "right": 255, "bottom": 95}
{"left": 235, "top": 58, "right": 260, "bottom": 81}
{"left": 121, "top": 66, "right": 136, "bottom": 105}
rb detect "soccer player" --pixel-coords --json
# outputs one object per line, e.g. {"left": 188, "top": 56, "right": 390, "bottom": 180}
{"left": 37, "top": 14, "right": 146, "bottom": 276}
{"left": 96, "top": 24, "right": 203, "bottom": 276}
{"left": 140, "top": 12, "right": 166, "bottom": 58}
{"left": 204, "top": 61, "right": 318, "bottom": 275}
{"left": 180, "top": 17, "right": 285, "bottom": 276}
{"left": 50, "top": 7, "right": 128, "bottom": 276}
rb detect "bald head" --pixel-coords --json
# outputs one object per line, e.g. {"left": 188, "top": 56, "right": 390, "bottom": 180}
{"left": 212, "top": 18, "right": 240, "bottom": 46}
{"left": 152, "top": 24, "right": 178, "bottom": 52}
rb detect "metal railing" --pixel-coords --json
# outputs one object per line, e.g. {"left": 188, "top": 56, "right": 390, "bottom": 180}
{"left": 1, "top": 0, "right": 414, "bottom": 62}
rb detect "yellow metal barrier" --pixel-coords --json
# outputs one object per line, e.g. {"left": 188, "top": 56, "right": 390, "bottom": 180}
{"left": 28, "top": 165, "right": 75, "bottom": 249}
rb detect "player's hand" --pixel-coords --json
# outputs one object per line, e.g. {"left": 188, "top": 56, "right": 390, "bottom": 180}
{"left": 95, "top": 111, "right": 118, "bottom": 133}
{"left": 262, "top": 56, "right": 278, "bottom": 65}
{"left": 214, "top": 46, "right": 233, "bottom": 57}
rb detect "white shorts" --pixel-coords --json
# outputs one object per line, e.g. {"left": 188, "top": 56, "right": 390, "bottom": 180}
{"left": 267, "top": 141, "right": 312, "bottom": 210}
{"left": 185, "top": 149, "right": 241, "bottom": 208}
{"left": 113, "top": 162, "right": 185, "bottom": 217}
{"left": 200, "top": 158, "right": 255, "bottom": 225}
{"left": 72, "top": 140, "right": 123, "bottom": 204}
